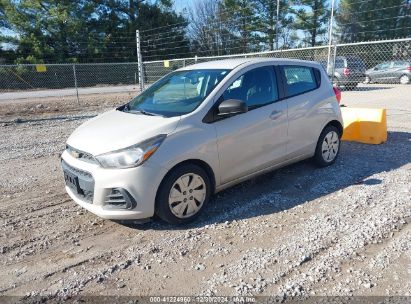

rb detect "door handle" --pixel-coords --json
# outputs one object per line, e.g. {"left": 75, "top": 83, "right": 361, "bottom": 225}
{"left": 269, "top": 110, "right": 282, "bottom": 120}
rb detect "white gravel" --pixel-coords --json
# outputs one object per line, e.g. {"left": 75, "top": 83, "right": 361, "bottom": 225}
{"left": 0, "top": 85, "right": 410, "bottom": 301}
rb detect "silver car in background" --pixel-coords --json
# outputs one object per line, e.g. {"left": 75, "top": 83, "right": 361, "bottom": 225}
{"left": 61, "top": 58, "right": 343, "bottom": 224}
{"left": 365, "top": 60, "right": 411, "bottom": 84}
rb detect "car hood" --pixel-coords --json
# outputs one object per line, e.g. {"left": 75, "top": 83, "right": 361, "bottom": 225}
{"left": 67, "top": 109, "right": 181, "bottom": 155}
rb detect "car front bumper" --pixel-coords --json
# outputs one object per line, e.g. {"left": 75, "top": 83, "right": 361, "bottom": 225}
{"left": 61, "top": 150, "right": 168, "bottom": 220}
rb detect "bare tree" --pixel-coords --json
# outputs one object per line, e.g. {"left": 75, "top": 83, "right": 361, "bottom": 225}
{"left": 188, "top": 0, "right": 223, "bottom": 56}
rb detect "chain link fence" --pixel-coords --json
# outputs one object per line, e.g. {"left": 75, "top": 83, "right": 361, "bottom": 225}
{"left": 0, "top": 38, "right": 410, "bottom": 106}
{"left": 143, "top": 38, "right": 411, "bottom": 90}
{"left": 0, "top": 62, "right": 140, "bottom": 104}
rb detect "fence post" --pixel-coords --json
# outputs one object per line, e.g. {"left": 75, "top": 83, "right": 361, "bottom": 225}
{"left": 275, "top": 0, "right": 280, "bottom": 50}
{"left": 331, "top": 44, "right": 337, "bottom": 83}
{"left": 327, "top": 0, "right": 336, "bottom": 75}
{"left": 72, "top": 64, "right": 80, "bottom": 105}
{"left": 136, "top": 29, "right": 145, "bottom": 92}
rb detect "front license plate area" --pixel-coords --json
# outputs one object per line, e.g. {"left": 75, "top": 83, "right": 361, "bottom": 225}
{"left": 64, "top": 171, "right": 83, "bottom": 195}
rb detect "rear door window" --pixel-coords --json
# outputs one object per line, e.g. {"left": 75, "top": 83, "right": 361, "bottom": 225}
{"left": 393, "top": 61, "right": 408, "bottom": 68}
{"left": 377, "top": 62, "right": 391, "bottom": 70}
{"left": 282, "top": 66, "right": 319, "bottom": 97}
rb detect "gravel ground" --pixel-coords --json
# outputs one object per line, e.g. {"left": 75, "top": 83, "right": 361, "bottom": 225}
{"left": 0, "top": 84, "right": 410, "bottom": 301}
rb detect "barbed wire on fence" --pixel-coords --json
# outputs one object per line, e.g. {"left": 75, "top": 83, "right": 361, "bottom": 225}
{"left": 1, "top": 38, "right": 410, "bottom": 110}
{"left": 141, "top": 38, "right": 411, "bottom": 86}
{"left": 136, "top": 0, "right": 410, "bottom": 62}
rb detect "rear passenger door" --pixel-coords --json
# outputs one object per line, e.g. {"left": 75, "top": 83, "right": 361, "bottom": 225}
{"left": 280, "top": 65, "right": 323, "bottom": 158}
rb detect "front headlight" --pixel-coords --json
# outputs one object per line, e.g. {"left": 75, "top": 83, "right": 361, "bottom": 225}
{"left": 95, "top": 134, "right": 166, "bottom": 169}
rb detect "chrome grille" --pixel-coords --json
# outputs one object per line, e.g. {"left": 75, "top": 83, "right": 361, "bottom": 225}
{"left": 66, "top": 145, "right": 97, "bottom": 164}
{"left": 62, "top": 159, "right": 92, "bottom": 179}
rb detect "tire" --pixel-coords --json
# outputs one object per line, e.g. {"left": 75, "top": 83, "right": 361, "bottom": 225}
{"left": 364, "top": 76, "right": 371, "bottom": 84}
{"left": 399, "top": 75, "right": 410, "bottom": 85}
{"left": 313, "top": 125, "right": 341, "bottom": 167}
{"left": 155, "top": 164, "right": 211, "bottom": 224}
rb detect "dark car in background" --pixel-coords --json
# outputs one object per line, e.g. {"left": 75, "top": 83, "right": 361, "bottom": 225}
{"left": 365, "top": 61, "right": 410, "bottom": 84}
{"left": 320, "top": 56, "right": 366, "bottom": 90}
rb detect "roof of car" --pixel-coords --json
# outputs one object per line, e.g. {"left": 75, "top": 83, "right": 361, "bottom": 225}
{"left": 177, "top": 57, "right": 319, "bottom": 71}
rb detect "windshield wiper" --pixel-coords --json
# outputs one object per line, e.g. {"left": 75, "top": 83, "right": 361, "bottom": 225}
{"left": 136, "top": 110, "right": 156, "bottom": 116}
{"left": 129, "top": 109, "right": 164, "bottom": 117}
{"left": 119, "top": 104, "right": 164, "bottom": 117}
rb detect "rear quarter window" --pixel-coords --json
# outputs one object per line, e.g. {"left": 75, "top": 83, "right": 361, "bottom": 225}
{"left": 347, "top": 58, "right": 366, "bottom": 70}
{"left": 393, "top": 61, "right": 409, "bottom": 68}
{"left": 282, "top": 66, "right": 320, "bottom": 97}
{"left": 335, "top": 59, "right": 345, "bottom": 69}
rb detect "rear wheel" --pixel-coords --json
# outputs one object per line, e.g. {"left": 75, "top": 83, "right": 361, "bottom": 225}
{"left": 155, "top": 164, "right": 211, "bottom": 224}
{"left": 399, "top": 75, "right": 409, "bottom": 84}
{"left": 314, "top": 125, "right": 341, "bottom": 167}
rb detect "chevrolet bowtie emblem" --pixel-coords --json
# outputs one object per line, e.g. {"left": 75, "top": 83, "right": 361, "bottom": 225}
{"left": 70, "top": 150, "right": 81, "bottom": 158}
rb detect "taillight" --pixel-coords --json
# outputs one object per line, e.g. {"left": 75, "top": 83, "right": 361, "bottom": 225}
{"left": 406, "top": 66, "right": 411, "bottom": 71}
{"left": 333, "top": 87, "right": 341, "bottom": 104}
{"left": 343, "top": 68, "right": 350, "bottom": 76}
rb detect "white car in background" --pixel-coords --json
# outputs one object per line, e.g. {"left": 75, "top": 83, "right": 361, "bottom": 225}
{"left": 61, "top": 58, "right": 343, "bottom": 224}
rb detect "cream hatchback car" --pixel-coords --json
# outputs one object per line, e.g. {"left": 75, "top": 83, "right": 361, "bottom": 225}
{"left": 61, "top": 58, "right": 343, "bottom": 224}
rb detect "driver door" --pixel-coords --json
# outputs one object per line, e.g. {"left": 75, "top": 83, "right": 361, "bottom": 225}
{"left": 213, "top": 66, "right": 288, "bottom": 184}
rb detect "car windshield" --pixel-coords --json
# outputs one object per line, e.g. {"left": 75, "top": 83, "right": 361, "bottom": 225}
{"left": 125, "top": 69, "right": 230, "bottom": 117}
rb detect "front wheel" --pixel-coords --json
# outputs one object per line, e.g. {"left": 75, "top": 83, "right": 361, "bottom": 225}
{"left": 155, "top": 164, "right": 211, "bottom": 224}
{"left": 399, "top": 75, "right": 410, "bottom": 85}
{"left": 313, "top": 125, "right": 341, "bottom": 167}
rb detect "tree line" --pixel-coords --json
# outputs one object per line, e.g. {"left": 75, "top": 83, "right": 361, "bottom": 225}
{"left": 0, "top": 0, "right": 409, "bottom": 64}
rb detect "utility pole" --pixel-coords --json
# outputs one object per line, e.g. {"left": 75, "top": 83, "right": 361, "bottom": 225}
{"left": 276, "top": 0, "right": 280, "bottom": 50}
{"left": 136, "top": 29, "right": 145, "bottom": 91}
{"left": 327, "top": 0, "right": 336, "bottom": 75}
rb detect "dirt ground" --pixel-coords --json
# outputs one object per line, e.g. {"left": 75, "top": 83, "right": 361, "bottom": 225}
{"left": 0, "top": 84, "right": 410, "bottom": 301}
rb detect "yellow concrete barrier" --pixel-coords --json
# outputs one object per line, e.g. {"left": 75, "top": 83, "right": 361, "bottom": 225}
{"left": 341, "top": 107, "right": 387, "bottom": 144}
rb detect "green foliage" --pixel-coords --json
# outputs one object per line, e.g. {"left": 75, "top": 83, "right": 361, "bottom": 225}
{"left": 336, "top": 0, "right": 411, "bottom": 43}
{"left": 1, "top": 0, "right": 409, "bottom": 63}
{"left": 0, "top": 0, "right": 189, "bottom": 63}
{"left": 221, "top": 0, "right": 261, "bottom": 53}
{"left": 292, "top": 0, "right": 330, "bottom": 47}
{"left": 1, "top": 0, "right": 86, "bottom": 63}
{"left": 253, "top": 0, "right": 294, "bottom": 50}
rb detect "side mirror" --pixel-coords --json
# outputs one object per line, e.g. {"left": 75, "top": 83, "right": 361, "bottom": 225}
{"left": 374, "top": 67, "right": 379, "bottom": 71}
{"left": 218, "top": 99, "right": 248, "bottom": 116}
